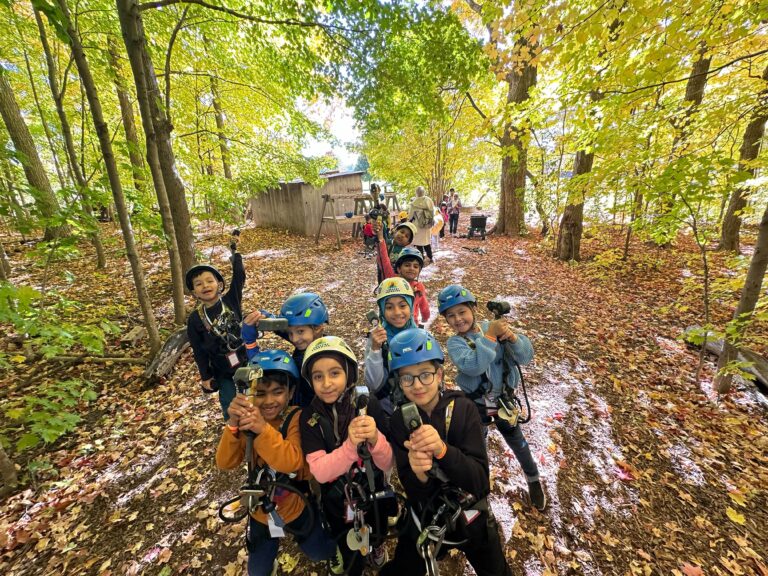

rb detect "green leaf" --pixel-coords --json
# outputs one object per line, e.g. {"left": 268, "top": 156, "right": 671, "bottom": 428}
{"left": 16, "top": 433, "right": 41, "bottom": 452}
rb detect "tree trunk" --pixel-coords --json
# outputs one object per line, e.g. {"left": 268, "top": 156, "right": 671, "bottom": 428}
{"left": 54, "top": 0, "right": 161, "bottom": 353}
{"left": 35, "top": 9, "right": 106, "bottom": 268}
{"left": 715, "top": 201, "right": 768, "bottom": 393}
{"left": 0, "top": 73, "right": 67, "bottom": 240}
{"left": 107, "top": 36, "right": 146, "bottom": 197}
{"left": 556, "top": 149, "right": 595, "bottom": 261}
{"left": 720, "top": 64, "right": 768, "bottom": 252}
{"left": 115, "top": 0, "right": 187, "bottom": 324}
{"left": 0, "top": 442, "right": 17, "bottom": 499}
{"left": 498, "top": 57, "right": 536, "bottom": 236}
{"left": 117, "top": 0, "right": 195, "bottom": 273}
{"left": 210, "top": 76, "right": 233, "bottom": 179}
{"left": 0, "top": 239, "right": 10, "bottom": 280}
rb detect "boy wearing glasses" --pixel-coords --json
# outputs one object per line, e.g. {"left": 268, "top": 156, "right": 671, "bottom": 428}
{"left": 380, "top": 328, "right": 512, "bottom": 576}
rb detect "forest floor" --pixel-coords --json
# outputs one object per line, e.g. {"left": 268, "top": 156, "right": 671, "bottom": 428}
{"left": 1, "top": 220, "right": 767, "bottom": 576}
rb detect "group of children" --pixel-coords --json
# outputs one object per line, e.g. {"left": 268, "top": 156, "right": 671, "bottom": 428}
{"left": 185, "top": 231, "right": 544, "bottom": 576}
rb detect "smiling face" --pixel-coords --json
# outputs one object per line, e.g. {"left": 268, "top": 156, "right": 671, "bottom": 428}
{"left": 191, "top": 271, "right": 222, "bottom": 305}
{"left": 287, "top": 325, "right": 323, "bottom": 351}
{"left": 253, "top": 377, "right": 291, "bottom": 422}
{"left": 309, "top": 356, "right": 348, "bottom": 404}
{"left": 399, "top": 360, "right": 442, "bottom": 414}
{"left": 383, "top": 296, "right": 412, "bottom": 329}
{"left": 443, "top": 303, "right": 475, "bottom": 335}
{"left": 394, "top": 228, "right": 413, "bottom": 246}
{"left": 397, "top": 258, "right": 421, "bottom": 282}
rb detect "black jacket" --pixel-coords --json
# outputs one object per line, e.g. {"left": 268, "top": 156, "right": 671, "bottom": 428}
{"left": 187, "top": 254, "right": 246, "bottom": 381}
{"left": 389, "top": 390, "right": 489, "bottom": 504}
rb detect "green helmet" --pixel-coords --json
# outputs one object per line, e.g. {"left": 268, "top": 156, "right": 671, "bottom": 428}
{"left": 301, "top": 336, "right": 359, "bottom": 384}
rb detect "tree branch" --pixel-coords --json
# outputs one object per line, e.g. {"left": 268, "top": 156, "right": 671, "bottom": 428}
{"left": 604, "top": 48, "right": 768, "bottom": 96}
{"left": 465, "top": 90, "right": 487, "bottom": 120}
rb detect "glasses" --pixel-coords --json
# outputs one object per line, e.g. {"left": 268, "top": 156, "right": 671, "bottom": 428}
{"left": 398, "top": 371, "right": 437, "bottom": 388}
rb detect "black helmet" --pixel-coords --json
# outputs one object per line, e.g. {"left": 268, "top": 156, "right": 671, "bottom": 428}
{"left": 185, "top": 264, "right": 225, "bottom": 291}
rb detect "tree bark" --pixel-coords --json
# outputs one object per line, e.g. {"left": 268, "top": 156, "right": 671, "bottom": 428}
{"left": 35, "top": 9, "right": 106, "bottom": 268}
{"left": 117, "top": 0, "right": 195, "bottom": 273}
{"left": 210, "top": 75, "right": 233, "bottom": 179}
{"left": 716, "top": 201, "right": 768, "bottom": 393}
{"left": 556, "top": 149, "right": 594, "bottom": 261}
{"left": 498, "top": 57, "right": 536, "bottom": 236}
{"left": 720, "top": 65, "right": 768, "bottom": 252}
{"left": 107, "top": 36, "right": 146, "bottom": 197}
{"left": 115, "top": 0, "right": 187, "bottom": 324}
{"left": 0, "top": 443, "right": 17, "bottom": 499}
{"left": 0, "top": 239, "right": 10, "bottom": 280}
{"left": 0, "top": 73, "right": 67, "bottom": 240}
{"left": 54, "top": 0, "right": 161, "bottom": 353}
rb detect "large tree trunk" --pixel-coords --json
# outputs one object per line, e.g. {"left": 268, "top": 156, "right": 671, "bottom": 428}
{"left": 115, "top": 0, "right": 187, "bottom": 324}
{"left": 35, "top": 9, "right": 106, "bottom": 268}
{"left": 556, "top": 149, "right": 594, "bottom": 261}
{"left": 107, "top": 36, "right": 146, "bottom": 197}
{"left": 0, "top": 73, "right": 67, "bottom": 240}
{"left": 117, "top": 0, "right": 195, "bottom": 273}
{"left": 498, "top": 58, "right": 536, "bottom": 236}
{"left": 715, "top": 201, "right": 768, "bottom": 393}
{"left": 0, "top": 239, "right": 10, "bottom": 280}
{"left": 54, "top": 0, "right": 161, "bottom": 353}
{"left": 720, "top": 65, "right": 768, "bottom": 252}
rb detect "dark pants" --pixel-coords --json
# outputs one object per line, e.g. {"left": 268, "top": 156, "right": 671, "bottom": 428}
{"left": 483, "top": 418, "right": 539, "bottom": 482}
{"left": 246, "top": 505, "right": 336, "bottom": 576}
{"left": 380, "top": 509, "right": 511, "bottom": 576}
{"left": 416, "top": 244, "right": 433, "bottom": 261}
{"left": 449, "top": 213, "right": 459, "bottom": 234}
{"left": 216, "top": 377, "right": 236, "bottom": 421}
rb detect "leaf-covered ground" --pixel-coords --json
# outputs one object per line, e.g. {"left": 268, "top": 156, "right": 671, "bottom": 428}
{"left": 1, "top": 222, "right": 767, "bottom": 576}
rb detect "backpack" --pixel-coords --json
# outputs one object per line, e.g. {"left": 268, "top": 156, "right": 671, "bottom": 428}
{"left": 414, "top": 208, "right": 435, "bottom": 229}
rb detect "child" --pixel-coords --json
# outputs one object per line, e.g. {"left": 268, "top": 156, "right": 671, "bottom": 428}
{"left": 431, "top": 207, "right": 443, "bottom": 252}
{"left": 241, "top": 292, "right": 329, "bottom": 408}
{"left": 300, "top": 336, "right": 394, "bottom": 575}
{"left": 375, "top": 220, "right": 416, "bottom": 284}
{"left": 216, "top": 350, "right": 340, "bottom": 576}
{"left": 362, "top": 215, "right": 376, "bottom": 258}
{"left": 398, "top": 210, "right": 408, "bottom": 224}
{"left": 186, "top": 239, "right": 246, "bottom": 420}
{"left": 380, "top": 328, "right": 512, "bottom": 576}
{"left": 373, "top": 227, "right": 430, "bottom": 326}
{"left": 439, "top": 202, "right": 449, "bottom": 239}
{"left": 437, "top": 284, "right": 546, "bottom": 510}
{"left": 365, "top": 277, "right": 418, "bottom": 414}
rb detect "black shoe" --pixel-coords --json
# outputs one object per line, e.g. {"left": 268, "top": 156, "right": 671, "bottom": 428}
{"left": 528, "top": 480, "right": 547, "bottom": 511}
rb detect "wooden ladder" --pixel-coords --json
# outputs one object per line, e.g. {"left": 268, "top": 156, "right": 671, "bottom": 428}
{"left": 315, "top": 194, "right": 342, "bottom": 249}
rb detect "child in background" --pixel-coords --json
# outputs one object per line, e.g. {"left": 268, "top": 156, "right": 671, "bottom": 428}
{"left": 365, "top": 277, "right": 418, "bottom": 414}
{"left": 398, "top": 210, "right": 408, "bottom": 224}
{"left": 373, "top": 224, "right": 430, "bottom": 326}
{"left": 362, "top": 215, "right": 376, "bottom": 258}
{"left": 241, "top": 292, "right": 329, "bottom": 408}
{"left": 375, "top": 220, "right": 416, "bottom": 284}
{"left": 431, "top": 207, "right": 444, "bottom": 252}
{"left": 437, "top": 284, "right": 546, "bottom": 510}
{"left": 216, "top": 350, "right": 340, "bottom": 576}
{"left": 439, "top": 202, "right": 449, "bottom": 239}
{"left": 380, "top": 328, "right": 512, "bottom": 576}
{"left": 186, "top": 234, "right": 246, "bottom": 420}
{"left": 300, "top": 337, "right": 394, "bottom": 575}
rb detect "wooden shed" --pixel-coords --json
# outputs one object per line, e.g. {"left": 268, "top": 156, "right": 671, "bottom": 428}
{"left": 247, "top": 170, "right": 366, "bottom": 237}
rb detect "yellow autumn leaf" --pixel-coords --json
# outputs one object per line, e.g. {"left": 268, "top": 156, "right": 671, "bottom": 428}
{"left": 725, "top": 507, "right": 745, "bottom": 525}
{"left": 10, "top": 355, "right": 26, "bottom": 363}
{"left": 728, "top": 490, "right": 746, "bottom": 507}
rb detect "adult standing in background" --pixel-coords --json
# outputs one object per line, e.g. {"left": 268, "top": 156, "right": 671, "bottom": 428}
{"left": 448, "top": 188, "right": 462, "bottom": 236}
{"left": 409, "top": 186, "right": 435, "bottom": 264}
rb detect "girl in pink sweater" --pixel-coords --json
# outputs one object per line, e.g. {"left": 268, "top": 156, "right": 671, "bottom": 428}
{"left": 299, "top": 336, "right": 394, "bottom": 574}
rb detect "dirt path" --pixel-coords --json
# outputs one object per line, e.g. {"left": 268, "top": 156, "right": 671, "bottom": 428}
{"left": 1, "top": 227, "right": 766, "bottom": 576}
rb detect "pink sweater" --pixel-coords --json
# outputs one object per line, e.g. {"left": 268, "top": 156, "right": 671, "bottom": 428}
{"left": 306, "top": 434, "right": 393, "bottom": 483}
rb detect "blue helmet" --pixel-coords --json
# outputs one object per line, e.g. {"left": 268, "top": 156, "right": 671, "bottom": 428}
{"left": 280, "top": 292, "right": 329, "bottom": 326}
{"left": 437, "top": 284, "right": 477, "bottom": 314}
{"left": 249, "top": 349, "right": 300, "bottom": 382}
{"left": 388, "top": 328, "right": 444, "bottom": 371}
{"left": 395, "top": 247, "right": 424, "bottom": 270}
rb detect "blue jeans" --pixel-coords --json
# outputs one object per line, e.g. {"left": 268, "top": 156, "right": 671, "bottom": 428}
{"left": 484, "top": 418, "right": 539, "bottom": 483}
{"left": 247, "top": 506, "right": 336, "bottom": 576}
{"left": 216, "top": 377, "right": 236, "bottom": 421}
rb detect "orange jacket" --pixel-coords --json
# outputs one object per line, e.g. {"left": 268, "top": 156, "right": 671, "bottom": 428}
{"left": 216, "top": 409, "right": 309, "bottom": 525}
